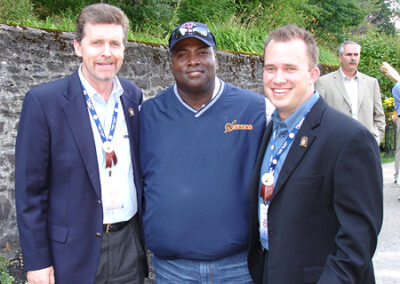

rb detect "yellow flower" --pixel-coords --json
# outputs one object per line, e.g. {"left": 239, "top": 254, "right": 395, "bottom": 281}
{"left": 383, "top": 97, "right": 394, "bottom": 108}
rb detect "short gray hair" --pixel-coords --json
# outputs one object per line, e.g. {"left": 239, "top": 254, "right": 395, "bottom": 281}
{"left": 338, "top": 41, "right": 361, "bottom": 56}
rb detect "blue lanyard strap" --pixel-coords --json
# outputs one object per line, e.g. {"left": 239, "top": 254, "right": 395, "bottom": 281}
{"left": 268, "top": 115, "right": 306, "bottom": 173}
{"left": 82, "top": 88, "right": 119, "bottom": 144}
{"left": 260, "top": 114, "right": 307, "bottom": 203}
{"left": 82, "top": 86, "right": 119, "bottom": 169}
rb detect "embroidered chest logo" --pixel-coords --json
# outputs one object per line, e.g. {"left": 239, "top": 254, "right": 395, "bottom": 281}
{"left": 224, "top": 120, "right": 253, "bottom": 133}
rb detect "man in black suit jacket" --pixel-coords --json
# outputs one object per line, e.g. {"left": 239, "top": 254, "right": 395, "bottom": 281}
{"left": 248, "top": 25, "right": 383, "bottom": 284}
{"left": 15, "top": 4, "right": 147, "bottom": 283}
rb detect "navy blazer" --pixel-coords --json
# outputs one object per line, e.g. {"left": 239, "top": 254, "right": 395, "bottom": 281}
{"left": 248, "top": 98, "right": 383, "bottom": 284}
{"left": 15, "top": 71, "right": 147, "bottom": 283}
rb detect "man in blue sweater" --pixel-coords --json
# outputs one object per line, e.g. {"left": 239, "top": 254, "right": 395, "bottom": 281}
{"left": 140, "top": 22, "right": 271, "bottom": 283}
{"left": 393, "top": 83, "right": 400, "bottom": 192}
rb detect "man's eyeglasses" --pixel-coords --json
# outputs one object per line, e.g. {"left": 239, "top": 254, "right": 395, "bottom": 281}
{"left": 172, "top": 26, "right": 209, "bottom": 39}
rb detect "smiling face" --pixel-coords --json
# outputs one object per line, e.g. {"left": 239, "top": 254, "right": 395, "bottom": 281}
{"left": 171, "top": 37, "right": 217, "bottom": 98}
{"left": 74, "top": 23, "right": 125, "bottom": 90}
{"left": 339, "top": 43, "right": 360, "bottom": 77}
{"left": 263, "top": 39, "right": 320, "bottom": 121}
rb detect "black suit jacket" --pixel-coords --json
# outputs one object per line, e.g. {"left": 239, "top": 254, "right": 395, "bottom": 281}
{"left": 248, "top": 98, "right": 383, "bottom": 284}
{"left": 15, "top": 71, "right": 147, "bottom": 283}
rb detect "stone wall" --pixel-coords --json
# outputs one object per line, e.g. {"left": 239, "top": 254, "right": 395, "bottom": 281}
{"left": 0, "top": 23, "right": 266, "bottom": 261}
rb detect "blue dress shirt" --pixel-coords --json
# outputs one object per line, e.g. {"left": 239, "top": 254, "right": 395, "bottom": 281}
{"left": 259, "top": 92, "right": 320, "bottom": 249}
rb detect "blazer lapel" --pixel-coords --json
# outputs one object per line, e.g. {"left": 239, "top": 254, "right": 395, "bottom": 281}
{"left": 62, "top": 72, "right": 102, "bottom": 199}
{"left": 357, "top": 73, "right": 365, "bottom": 109}
{"left": 333, "top": 70, "right": 352, "bottom": 108}
{"left": 272, "top": 98, "right": 325, "bottom": 198}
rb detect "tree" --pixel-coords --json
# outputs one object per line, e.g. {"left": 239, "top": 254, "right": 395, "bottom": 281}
{"left": 367, "top": 0, "right": 398, "bottom": 35}
{"left": 308, "top": 0, "right": 367, "bottom": 40}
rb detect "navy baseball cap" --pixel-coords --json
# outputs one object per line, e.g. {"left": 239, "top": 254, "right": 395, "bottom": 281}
{"left": 169, "top": 22, "right": 216, "bottom": 52}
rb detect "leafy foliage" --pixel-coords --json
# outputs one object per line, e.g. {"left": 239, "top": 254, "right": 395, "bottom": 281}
{"left": 308, "top": 0, "right": 367, "bottom": 42}
{"left": 109, "top": 0, "right": 179, "bottom": 36}
{"left": 209, "top": 16, "right": 266, "bottom": 54}
{"left": 344, "top": 30, "right": 400, "bottom": 127}
{"left": 0, "top": 255, "right": 14, "bottom": 284}
{"left": 368, "top": 0, "right": 398, "bottom": 35}
{"left": 253, "top": 0, "right": 314, "bottom": 29}
{"left": 177, "top": 0, "right": 237, "bottom": 24}
{"left": 354, "top": 31, "right": 400, "bottom": 97}
{"left": 30, "top": 0, "right": 94, "bottom": 19}
{"left": 0, "top": 0, "right": 36, "bottom": 23}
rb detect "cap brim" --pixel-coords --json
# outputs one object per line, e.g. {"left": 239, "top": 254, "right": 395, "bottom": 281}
{"left": 169, "top": 35, "right": 214, "bottom": 52}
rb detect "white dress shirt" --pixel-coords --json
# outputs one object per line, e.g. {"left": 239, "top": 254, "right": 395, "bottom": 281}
{"left": 340, "top": 68, "right": 359, "bottom": 120}
{"left": 78, "top": 66, "right": 137, "bottom": 224}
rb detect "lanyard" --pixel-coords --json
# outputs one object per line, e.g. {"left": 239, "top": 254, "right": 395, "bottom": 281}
{"left": 82, "top": 86, "right": 118, "bottom": 169}
{"left": 267, "top": 116, "right": 306, "bottom": 173}
{"left": 260, "top": 115, "right": 306, "bottom": 203}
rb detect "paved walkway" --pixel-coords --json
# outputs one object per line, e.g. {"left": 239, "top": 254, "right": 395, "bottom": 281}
{"left": 373, "top": 162, "right": 400, "bottom": 283}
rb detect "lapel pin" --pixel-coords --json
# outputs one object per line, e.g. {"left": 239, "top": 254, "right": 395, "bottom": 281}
{"left": 128, "top": 108, "right": 135, "bottom": 117}
{"left": 299, "top": 136, "right": 308, "bottom": 148}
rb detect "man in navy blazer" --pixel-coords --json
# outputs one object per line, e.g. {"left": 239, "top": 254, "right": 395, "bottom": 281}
{"left": 248, "top": 25, "right": 383, "bottom": 284}
{"left": 15, "top": 4, "right": 147, "bottom": 283}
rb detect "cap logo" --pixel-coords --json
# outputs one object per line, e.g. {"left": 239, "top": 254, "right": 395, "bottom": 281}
{"left": 176, "top": 23, "right": 196, "bottom": 37}
{"left": 169, "top": 22, "right": 216, "bottom": 51}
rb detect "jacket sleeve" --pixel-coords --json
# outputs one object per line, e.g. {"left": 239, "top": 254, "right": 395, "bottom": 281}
{"left": 315, "top": 78, "right": 326, "bottom": 98}
{"left": 318, "top": 127, "right": 383, "bottom": 283}
{"left": 15, "top": 91, "right": 52, "bottom": 271}
{"left": 372, "top": 78, "right": 386, "bottom": 144}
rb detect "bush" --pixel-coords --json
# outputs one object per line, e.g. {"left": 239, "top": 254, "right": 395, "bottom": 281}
{"left": 176, "top": 0, "right": 237, "bottom": 24}
{"left": 109, "top": 0, "right": 178, "bottom": 37}
{"left": 354, "top": 31, "right": 400, "bottom": 98}
{"left": 31, "top": 0, "right": 95, "bottom": 19}
{"left": 0, "top": 0, "right": 36, "bottom": 23}
{"left": 0, "top": 255, "right": 14, "bottom": 284}
{"left": 208, "top": 17, "right": 266, "bottom": 55}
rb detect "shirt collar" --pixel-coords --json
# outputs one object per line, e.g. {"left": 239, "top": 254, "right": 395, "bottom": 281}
{"left": 173, "top": 76, "right": 223, "bottom": 115}
{"left": 211, "top": 76, "right": 221, "bottom": 100}
{"left": 78, "top": 64, "right": 123, "bottom": 102}
{"left": 340, "top": 67, "right": 358, "bottom": 80}
{"left": 272, "top": 91, "right": 320, "bottom": 131}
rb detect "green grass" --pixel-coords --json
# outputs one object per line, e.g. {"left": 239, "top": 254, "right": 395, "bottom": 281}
{"left": 381, "top": 152, "right": 395, "bottom": 164}
{"left": 319, "top": 46, "right": 339, "bottom": 66}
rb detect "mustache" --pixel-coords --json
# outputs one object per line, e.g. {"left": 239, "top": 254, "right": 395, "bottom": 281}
{"left": 349, "top": 60, "right": 358, "bottom": 64}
